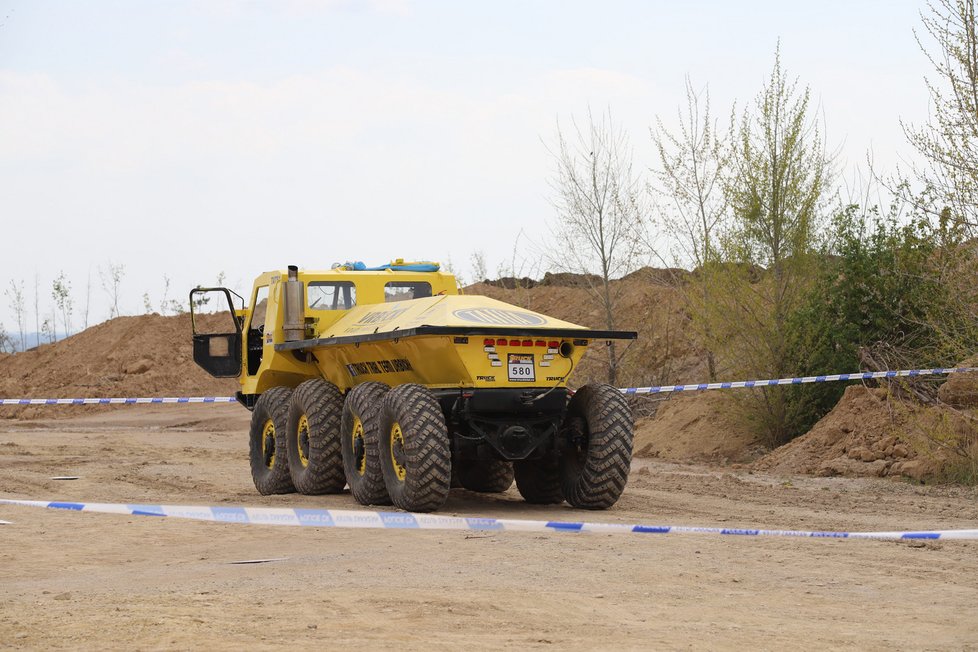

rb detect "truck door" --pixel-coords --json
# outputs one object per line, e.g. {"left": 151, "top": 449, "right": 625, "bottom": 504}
{"left": 189, "top": 287, "right": 244, "bottom": 378}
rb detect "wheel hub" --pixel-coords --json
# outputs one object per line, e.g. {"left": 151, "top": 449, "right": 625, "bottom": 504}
{"left": 390, "top": 422, "right": 407, "bottom": 481}
{"left": 352, "top": 416, "right": 366, "bottom": 476}
{"left": 261, "top": 419, "right": 276, "bottom": 469}
{"left": 296, "top": 414, "right": 311, "bottom": 468}
{"left": 565, "top": 415, "right": 589, "bottom": 463}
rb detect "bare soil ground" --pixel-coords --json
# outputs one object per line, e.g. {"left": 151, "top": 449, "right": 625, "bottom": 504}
{"left": 2, "top": 405, "right": 976, "bottom": 650}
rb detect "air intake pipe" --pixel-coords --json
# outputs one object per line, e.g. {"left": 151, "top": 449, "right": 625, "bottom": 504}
{"left": 283, "top": 265, "right": 305, "bottom": 342}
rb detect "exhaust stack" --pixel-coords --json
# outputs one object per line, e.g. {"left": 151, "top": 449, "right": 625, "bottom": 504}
{"left": 283, "top": 265, "right": 305, "bottom": 342}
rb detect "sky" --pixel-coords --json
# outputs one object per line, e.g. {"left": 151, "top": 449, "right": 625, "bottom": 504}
{"left": 0, "top": 0, "right": 937, "bottom": 336}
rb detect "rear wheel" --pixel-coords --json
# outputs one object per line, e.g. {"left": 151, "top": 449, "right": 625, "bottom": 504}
{"left": 559, "top": 384, "right": 634, "bottom": 509}
{"left": 249, "top": 387, "right": 295, "bottom": 495}
{"left": 341, "top": 382, "right": 392, "bottom": 506}
{"left": 513, "top": 455, "right": 563, "bottom": 504}
{"left": 457, "top": 459, "right": 514, "bottom": 493}
{"left": 286, "top": 379, "right": 346, "bottom": 495}
{"left": 379, "top": 384, "right": 451, "bottom": 512}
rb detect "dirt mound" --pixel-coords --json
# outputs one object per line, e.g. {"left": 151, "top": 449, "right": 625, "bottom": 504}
{"left": 937, "top": 362, "right": 978, "bottom": 407}
{"left": 632, "top": 392, "right": 763, "bottom": 463}
{"left": 0, "top": 313, "right": 238, "bottom": 419}
{"left": 753, "top": 385, "right": 975, "bottom": 482}
{"left": 467, "top": 274, "right": 708, "bottom": 389}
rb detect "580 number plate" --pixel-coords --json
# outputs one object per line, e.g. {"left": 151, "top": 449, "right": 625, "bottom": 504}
{"left": 507, "top": 353, "right": 535, "bottom": 382}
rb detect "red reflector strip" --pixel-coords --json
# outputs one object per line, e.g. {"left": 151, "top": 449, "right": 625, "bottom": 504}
{"left": 483, "top": 338, "right": 495, "bottom": 346}
{"left": 521, "top": 339, "right": 532, "bottom": 347}
{"left": 510, "top": 340, "right": 520, "bottom": 347}
{"left": 535, "top": 340, "right": 546, "bottom": 347}
{"left": 548, "top": 341, "right": 559, "bottom": 348}
{"left": 496, "top": 338, "right": 508, "bottom": 346}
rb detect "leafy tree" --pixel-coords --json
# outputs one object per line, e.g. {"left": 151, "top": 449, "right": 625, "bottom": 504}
{"left": 715, "top": 47, "right": 831, "bottom": 445}
{"left": 52, "top": 271, "right": 73, "bottom": 337}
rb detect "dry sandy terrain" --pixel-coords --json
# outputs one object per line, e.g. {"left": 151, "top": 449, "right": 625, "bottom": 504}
{"left": 1, "top": 405, "right": 977, "bottom": 650}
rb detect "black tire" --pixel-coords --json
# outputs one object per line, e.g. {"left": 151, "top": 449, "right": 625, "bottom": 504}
{"left": 559, "top": 384, "right": 634, "bottom": 509}
{"left": 513, "top": 455, "right": 563, "bottom": 504}
{"left": 249, "top": 386, "right": 296, "bottom": 495}
{"left": 457, "top": 459, "right": 514, "bottom": 493}
{"left": 379, "top": 384, "right": 451, "bottom": 512}
{"left": 341, "top": 382, "right": 392, "bottom": 506}
{"left": 286, "top": 379, "right": 346, "bottom": 495}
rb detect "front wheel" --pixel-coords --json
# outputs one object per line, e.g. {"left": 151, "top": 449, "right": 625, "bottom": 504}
{"left": 559, "top": 384, "right": 634, "bottom": 509}
{"left": 248, "top": 387, "right": 296, "bottom": 495}
{"left": 379, "top": 384, "right": 451, "bottom": 512}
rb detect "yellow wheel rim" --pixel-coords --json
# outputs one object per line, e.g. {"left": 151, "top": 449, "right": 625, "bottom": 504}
{"left": 390, "top": 422, "right": 407, "bottom": 482}
{"left": 352, "top": 416, "right": 366, "bottom": 476}
{"left": 261, "top": 418, "right": 276, "bottom": 469}
{"left": 296, "top": 414, "right": 311, "bottom": 468}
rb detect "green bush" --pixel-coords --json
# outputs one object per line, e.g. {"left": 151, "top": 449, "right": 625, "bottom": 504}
{"left": 782, "top": 201, "right": 972, "bottom": 436}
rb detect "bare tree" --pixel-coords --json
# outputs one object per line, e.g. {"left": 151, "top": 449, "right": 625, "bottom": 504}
{"left": 82, "top": 267, "right": 92, "bottom": 330}
{"left": 159, "top": 275, "right": 186, "bottom": 315}
{"left": 99, "top": 262, "right": 125, "bottom": 318}
{"left": 33, "top": 272, "right": 40, "bottom": 348}
{"left": 0, "top": 323, "right": 14, "bottom": 353}
{"left": 903, "top": 0, "right": 978, "bottom": 230}
{"left": 650, "top": 78, "right": 729, "bottom": 380}
{"left": 41, "top": 316, "right": 53, "bottom": 345}
{"left": 5, "top": 279, "right": 26, "bottom": 352}
{"left": 548, "top": 108, "right": 646, "bottom": 384}
{"left": 470, "top": 250, "right": 488, "bottom": 284}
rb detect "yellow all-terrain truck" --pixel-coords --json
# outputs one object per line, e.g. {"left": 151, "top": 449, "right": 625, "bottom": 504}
{"left": 191, "top": 261, "right": 636, "bottom": 512}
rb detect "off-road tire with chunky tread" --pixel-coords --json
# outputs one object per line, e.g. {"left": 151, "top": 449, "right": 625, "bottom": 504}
{"left": 341, "top": 382, "right": 392, "bottom": 506}
{"left": 286, "top": 379, "right": 346, "bottom": 495}
{"left": 559, "top": 383, "right": 634, "bottom": 509}
{"left": 249, "top": 386, "right": 296, "bottom": 495}
{"left": 457, "top": 459, "right": 514, "bottom": 493}
{"left": 379, "top": 384, "right": 451, "bottom": 512}
{"left": 513, "top": 455, "right": 563, "bottom": 504}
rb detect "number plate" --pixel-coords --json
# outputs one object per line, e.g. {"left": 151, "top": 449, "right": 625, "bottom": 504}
{"left": 507, "top": 353, "right": 535, "bottom": 382}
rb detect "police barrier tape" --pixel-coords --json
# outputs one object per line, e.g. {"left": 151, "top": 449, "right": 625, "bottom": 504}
{"left": 0, "top": 396, "right": 238, "bottom": 405}
{"left": 620, "top": 367, "right": 978, "bottom": 395}
{"left": 1, "top": 499, "right": 976, "bottom": 540}
{"left": 1, "top": 367, "right": 977, "bottom": 405}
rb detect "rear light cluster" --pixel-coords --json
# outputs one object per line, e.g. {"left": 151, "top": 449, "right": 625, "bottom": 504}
{"left": 483, "top": 338, "right": 564, "bottom": 368}
{"left": 483, "top": 338, "right": 559, "bottom": 348}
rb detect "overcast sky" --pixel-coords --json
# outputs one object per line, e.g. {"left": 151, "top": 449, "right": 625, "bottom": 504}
{"left": 0, "top": 0, "right": 935, "bottom": 333}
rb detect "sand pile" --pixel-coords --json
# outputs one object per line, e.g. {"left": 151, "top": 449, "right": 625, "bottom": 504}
{"left": 631, "top": 392, "right": 763, "bottom": 463}
{"left": 0, "top": 313, "right": 238, "bottom": 419}
{"left": 753, "top": 384, "right": 977, "bottom": 481}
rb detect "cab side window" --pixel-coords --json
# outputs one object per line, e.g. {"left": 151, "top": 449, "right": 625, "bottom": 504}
{"left": 308, "top": 281, "right": 357, "bottom": 310}
{"left": 385, "top": 282, "right": 431, "bottom": 302}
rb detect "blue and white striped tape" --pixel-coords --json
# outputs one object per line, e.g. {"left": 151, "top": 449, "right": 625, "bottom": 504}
{"left": 1, "top": 499, "right": 976, "bottom": 540}
{"left": 0, "top": 367, "right": 975, "bottom": 405}
{"left": 620, "top": 367, "right": 978, "bottom": 395}
{"left": 0, "top": 396, "right": 238, "bottom": 405}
